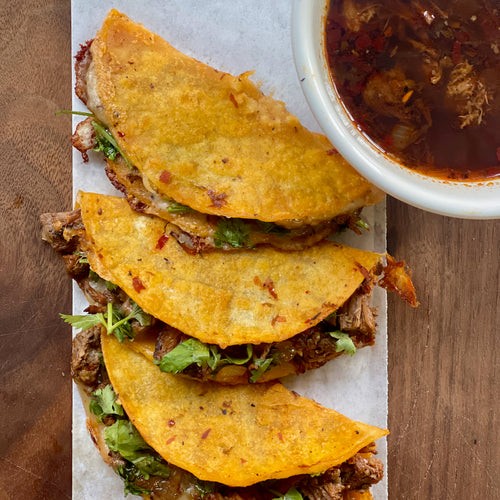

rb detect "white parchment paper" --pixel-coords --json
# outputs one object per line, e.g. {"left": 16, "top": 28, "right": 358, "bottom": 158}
{"left": 71, "top": 2, "right": 387, "bottom": 498}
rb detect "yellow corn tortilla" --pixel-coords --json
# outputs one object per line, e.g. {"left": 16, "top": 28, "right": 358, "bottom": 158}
{"left": 101, "top": 332, "right": 388, "bottom": 487}
{"left": 106, "top": 156, "right": 335, "bottom": 251}
{"left": 78, "top": 192, "right": 382, "bottom": 347}
{"left": 88, "top": 9, "right": 383, "bottom": 224}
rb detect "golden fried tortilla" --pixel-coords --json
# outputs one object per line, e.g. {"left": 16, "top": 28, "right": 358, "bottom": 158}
{"left": 87, "top": 9, "right": 382, "bottom": 225}
{"left": 101, "top": 332, "right": 388, "bottom": 487}
{"left": 78, "top": 192, "right": 382, "bottom": 347}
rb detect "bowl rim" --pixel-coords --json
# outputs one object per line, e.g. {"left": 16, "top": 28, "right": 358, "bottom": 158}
{"left": 291, "top": 0, "right": 500, "bottom": 219}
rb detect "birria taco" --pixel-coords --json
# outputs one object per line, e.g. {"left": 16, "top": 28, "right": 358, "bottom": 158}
{"left": 71, "top": 9, "right": 384, "bottom": 251}
{"left": 72, "top": 327, "right": 388, "bottom": 498}
{"left": 41, "top": 192, "right": 417, "bottom": 385}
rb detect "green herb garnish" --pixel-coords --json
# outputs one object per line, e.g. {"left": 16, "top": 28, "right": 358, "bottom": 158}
{"left": 91, "top": 120, "right": 132, "bottom": 168}
{"left": 249, "top": 357, "right": 273, "bottom": 383}
{"left": 60, "top": 301, "right": 151, "bottom": 342}
{"left": 193, "top": 480, "right": 217, "bottom": 496}
{"left": 166, "top": 201, "right": 193, "bottom": 214}
{"left": 328, "top": 331, "right": 357, "bottom": 356}
{"left": 158, "top": 340, "right": 255, "bottom": 374}
{"left": 116, "top": 464, "right": 151, "bottom": 496}
{"left": 105, "top": 420, "right": 170, "bottom": 480}
{"left": 74, "top": 250, "right": 89, "bottom": 264}
{"left": 355, "top": 218, "right": 370, "bottom": 231}
{"left": 157, "top": 338, "right": 212, "bottom": 373}
{"left": 272, "top": 487, "right": 304, "bottom": 500}
{"left": 224, "top": 344, "right": 253, "bottom": 365}
{"left": 214, "top": 218, "right": 250, "bottom": 248}
{"left": 89, "top": 384, "right": 124, "bottom": 422}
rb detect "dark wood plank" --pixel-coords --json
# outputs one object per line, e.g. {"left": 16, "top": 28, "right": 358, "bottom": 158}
{"left": 0, "top": 1, "right": 72, "bottom": 498}
{"left": 387, "top": 197, "right": 499, "bottom": 499}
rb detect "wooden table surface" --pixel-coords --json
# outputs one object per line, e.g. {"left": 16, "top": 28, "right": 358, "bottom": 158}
{"left": 0, "top": 2, "right": 498, "bottom": 499}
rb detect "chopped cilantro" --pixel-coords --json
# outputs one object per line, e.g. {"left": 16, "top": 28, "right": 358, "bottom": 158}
{"left": 249, "top": 357, "right": 273, "bottom": 383}
{"left": 194, "top": 480, "right": 217, "bottom": 495}
{"left": 60, "top": 301, "right": 151, "bottom": 342}
{"left": 328, "top": 331, "right": 357, "bottom": 356}
{"left": 224, "top": 344, "right": 253, "bottom": 365}
{"left": 355, "top": 219, "right": 370, "bottom": 231}
{"left": 89, "top": 384, "right": 124, "bottom": 421}
{"left": 214, "top": 218, "right": 250, "bottom": 248}
{"left": 74, "top": 250, "right": 89, "bottom": 264}
{"left": 91, "top": 120, "right": 132, "bottom": 168}
{"left": 104, "top": 280, "right": 119, "bottom": 292}
{"left": 60, "top": 312, "right": 104, "bottom": 331}
{"left": 105, "top": 420, "right": 151, "bottom": 458}
{"left": 105, "top": 420, "right": 170, "bottom": 480}
{"left": 324, "top": 311, "right": 337, "bottom": 323}
{"left": 158, "top": 338, "right": 212, "bottom": 373}
{"left": 166, "top": 201, "right": 192, "bottom": 214}
{"left": 87, "top": 269, "right": 119, "bottom": 291}
{"left": 116, "top": 464, "right": 151, "bottom": 496}
{"left": 272, "top": 487, "right": 304, "bottom": 499}
{"left": 158, "top": 340, "right": 256, "bottom": 375}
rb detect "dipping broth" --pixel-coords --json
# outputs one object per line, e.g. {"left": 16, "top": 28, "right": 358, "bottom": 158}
{"left": 325, "top": 0, "right": 500, "bottom": 181}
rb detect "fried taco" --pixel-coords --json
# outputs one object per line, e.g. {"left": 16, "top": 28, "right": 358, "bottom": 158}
{"left": 73, "top": 327, "right": 388, "bottom": 498}
{"left": 71, "top": 9, "right": 384, "bottom": 251}
{"left": 41, "top": 192, "right": 417, "bottom": 385}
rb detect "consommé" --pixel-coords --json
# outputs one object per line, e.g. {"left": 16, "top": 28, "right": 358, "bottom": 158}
{"left": 325, "top": 0, "right": 500, "bottom": 180}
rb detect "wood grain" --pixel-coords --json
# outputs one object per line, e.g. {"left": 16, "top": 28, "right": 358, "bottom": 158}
{"left": 387, "top": 198, "right": 499, "bottom": 499}
{"left": 0, "top": 2, "right": 498, "bottom": 499}
{"left": 0, "top": 1, "right": 72, "bottom": 498}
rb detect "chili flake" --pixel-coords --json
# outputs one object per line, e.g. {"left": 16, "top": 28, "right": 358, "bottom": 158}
{"left": 159, "top": 170, "right": 172, "bottom": 184}
{"left": 132, "top": 276, "right": 146, "bottom": 293}
{"left": 156, "top": 233, "right": 169, "bottom": 250}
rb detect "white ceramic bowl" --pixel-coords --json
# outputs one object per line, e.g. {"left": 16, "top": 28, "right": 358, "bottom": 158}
{"left": 291, "top": 0, "right": 500, "bottom": 219}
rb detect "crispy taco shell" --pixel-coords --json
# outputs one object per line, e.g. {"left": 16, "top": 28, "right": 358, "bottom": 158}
{"left": 78, "top": 192, "right": 382, "bottom": 347}
{"left": 86, "top": 9, "right": 382, "bottom": 225}
{"left": 101, "top": 332, "right": 388, "bottom": 487}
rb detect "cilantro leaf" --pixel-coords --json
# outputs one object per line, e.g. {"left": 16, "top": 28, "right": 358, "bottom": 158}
{"left": 116, "top": 464, "right": 151, "bottom": 497}
{"left": 355, "top": 218, "right": 370, "bottom": 231}
{"left": 207, "top": 345, "right": 222, "bottom": 371}
{"left": 157, "top": 340, "right": 256, "bottom": 374}
{"left": 249, "top": 357, "right": 273, "bottom": 383}
{"left": 158, "top": 338, "right": 212, "bottom": 373}
{"left": 60, "top": 313, "right": 104, "bottom": 331}
{"left": 129, "top": 302, "right": 152, "bottom": 327}
{"left": 194, "top": 480, "right": 217, "bottom": 495}
{"left": 272, "top": 487, "right": 304, "bottom": 500}
{"left": 328, "top": 331, "right": 357, "bottom": 356}
{"left": 224, "top": 344, "right": 253, "bottom": 365}
{"left": 105, "top": 420, "right": 150, "bottom": 458}
{"left": 60, "top": 301, "right": 151, "bottom": 342}
{"left": 74, "top": 250, "right": 89, "bottom": 264}
{"left": 89, "top": 385, "right": 124, "bottom": 421}
{"left": 131, "top": 454, "right": 171, "bottom": 479}
{"left": 91, "top": 120, "right": 132, "bottom": 168}
{"left": 214, "top": 218, "right": 250, "bottom": 248}
{"left": 166, "top": 201, "right": 192, "bottom": 214}
{"left": 105, "top": 420, "right": 170, "bottom": 480}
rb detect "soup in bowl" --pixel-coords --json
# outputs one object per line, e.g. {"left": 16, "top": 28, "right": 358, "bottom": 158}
{"left": 292, "top": 0, "right": 500, "bottom": 218}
